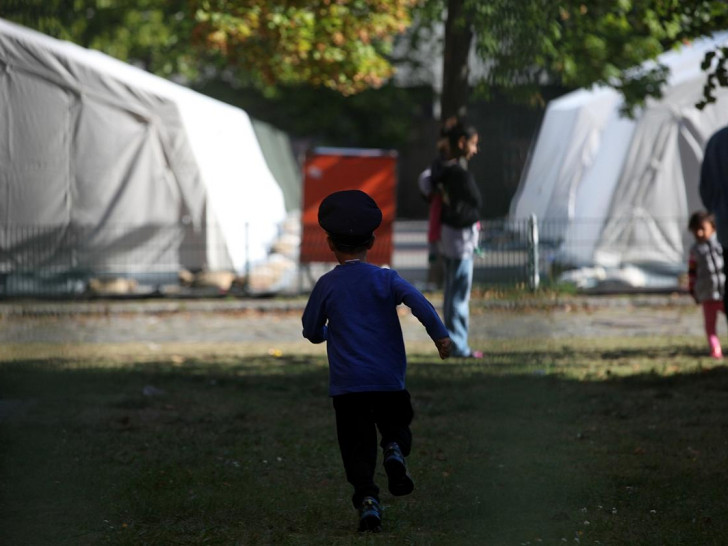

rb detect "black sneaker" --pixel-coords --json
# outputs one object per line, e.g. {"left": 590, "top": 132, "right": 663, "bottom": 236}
{"left": 383, "top": 442, "right": 414, "bottom": 496}
{"left": 357, "top": 496, "right": 382, "bottom": 532}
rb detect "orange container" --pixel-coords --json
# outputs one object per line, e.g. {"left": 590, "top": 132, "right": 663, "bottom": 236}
{"left": 301, "top": 148, "right": 397, "bottom": 265}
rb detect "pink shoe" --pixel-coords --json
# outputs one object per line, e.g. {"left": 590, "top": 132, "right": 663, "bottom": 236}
{"left": 711, "top": 350, "right": 723, "bottom": 359}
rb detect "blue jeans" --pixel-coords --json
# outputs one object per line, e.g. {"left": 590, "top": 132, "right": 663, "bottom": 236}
{"left": 443, "top": 256, "right": 473, "bottom": 356}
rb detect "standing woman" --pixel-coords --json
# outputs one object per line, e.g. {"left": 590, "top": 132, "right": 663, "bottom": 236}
{"left": 439, "top": 120, "right": 483, "bottom": 358}
{"left": 417, "top": 116, "right": 458, "bottom": 290}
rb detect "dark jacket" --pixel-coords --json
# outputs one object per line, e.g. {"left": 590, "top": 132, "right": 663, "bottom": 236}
{"left": 700, "top": 126, "right": 728, "bottom": 245}
{"left": 439, "top": 162, "right": 482, "bottom": 228}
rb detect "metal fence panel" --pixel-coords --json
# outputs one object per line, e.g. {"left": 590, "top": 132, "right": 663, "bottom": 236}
{"left": 0, "top": 217, "right": 690, "bottom": 297}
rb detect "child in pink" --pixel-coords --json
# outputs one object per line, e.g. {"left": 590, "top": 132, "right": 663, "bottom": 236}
{"left": 688, "top": 211, "right": 726, "bottom": 358}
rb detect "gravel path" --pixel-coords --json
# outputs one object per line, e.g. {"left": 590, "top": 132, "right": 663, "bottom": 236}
{"left": 0, "top": 295, "right": 709, "bottom": 345}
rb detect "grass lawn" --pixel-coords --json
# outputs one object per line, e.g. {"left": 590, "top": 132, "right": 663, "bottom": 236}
{"left": 2, "top": 336, "right": 728, "bottom": 545}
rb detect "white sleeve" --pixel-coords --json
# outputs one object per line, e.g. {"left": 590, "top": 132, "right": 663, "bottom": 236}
{"left": 418, "top": 168, "right": 433, "bottom": 197}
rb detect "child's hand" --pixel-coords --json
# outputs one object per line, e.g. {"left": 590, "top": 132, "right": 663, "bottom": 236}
{"left": 435, "top": 337, "right": 452, "bottom": 360}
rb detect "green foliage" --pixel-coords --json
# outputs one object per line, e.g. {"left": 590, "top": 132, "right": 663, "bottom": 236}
{"left": 1, "top": 0, "right": 204, "bottom": 79}
{"left": 191, "top": 0, "right": 419, "bottom": 94}
{"left": 5, "top": 0, "right": 728, "bottom": 117}
{"left": 697, "top": 46, "right": 728, "bottom": 109}
{"left": 3, "top": 0, "right": 424, "bottom": 123}
{"left": 1, "top": 1, "right": 433, "bottom": 155}
{"left": 415, "top": 0, "right": 728, "bottom": 114}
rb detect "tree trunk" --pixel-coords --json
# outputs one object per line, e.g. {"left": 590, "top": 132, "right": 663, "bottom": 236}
{"left": 440, "top": 0, "right": 473, "bottom": 120}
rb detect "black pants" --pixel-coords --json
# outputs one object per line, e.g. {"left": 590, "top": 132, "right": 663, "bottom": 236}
{"left": 332, "top": 390, "right": 414, "bottom": 508}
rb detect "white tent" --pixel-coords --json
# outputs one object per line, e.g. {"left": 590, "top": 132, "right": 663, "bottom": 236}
{"left": 0, "top": 18, "right": 286, "bottom": 293}
{"left": 509, "top": 32, "right": 728, "bottom": 287}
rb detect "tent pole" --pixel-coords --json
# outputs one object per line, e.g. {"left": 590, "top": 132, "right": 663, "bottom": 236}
{"left": 528, "top": 214, "right": 540, "bottom": 291}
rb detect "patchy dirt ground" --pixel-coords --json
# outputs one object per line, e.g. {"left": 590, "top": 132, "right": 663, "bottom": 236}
{"left": 0, "top": 294, "right": 712, "bottom": 347}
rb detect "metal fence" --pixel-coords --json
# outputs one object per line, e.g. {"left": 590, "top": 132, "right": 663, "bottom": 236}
{"left": 1, "top": 223, "right": 213, "bottom": 298}
{"left": 0, "top": 216, "right": 690, "bottom": 298}
{"left": 475, "top": 215, "right": 689, "bottom": 291}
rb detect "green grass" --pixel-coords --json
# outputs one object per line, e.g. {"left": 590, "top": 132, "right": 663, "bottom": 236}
{"left": 2, "top": 337, "right": 728, "bottom": 545}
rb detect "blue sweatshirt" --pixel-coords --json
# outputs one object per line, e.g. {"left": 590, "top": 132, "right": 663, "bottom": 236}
{"left": 302, "top": 261, "right": 449, "bottom": 396}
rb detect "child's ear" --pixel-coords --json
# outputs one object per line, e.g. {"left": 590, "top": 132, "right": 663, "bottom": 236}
{"left": 327, "top": 236, "right": 336, "bottom": 251}
{"left": 366, "top": 236, "right": 375, "bottom": 249}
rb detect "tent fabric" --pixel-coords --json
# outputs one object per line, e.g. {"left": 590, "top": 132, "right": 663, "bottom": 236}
{"left": 0, "top": 18, "right": 285, "bottom": 287}
{"left": 252, "top": 119, "right": 302, "bottom": 214}
{"left": 510, "top": 87, "right": 621, "bottom": 237}
{"left": 509, "top": 32, "right": 728, "bottom": 284}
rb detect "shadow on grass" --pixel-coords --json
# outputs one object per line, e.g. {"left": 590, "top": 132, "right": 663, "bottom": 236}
{"left": 2, "top": 346, "right": 728, "bottom": 545}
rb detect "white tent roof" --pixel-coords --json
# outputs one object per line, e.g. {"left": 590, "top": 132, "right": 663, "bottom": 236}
{"left": 509, "top": 32, "right": 728, "bottom": 284}
{"left": 0, "top": 18, "right": 285, "bottom": 286}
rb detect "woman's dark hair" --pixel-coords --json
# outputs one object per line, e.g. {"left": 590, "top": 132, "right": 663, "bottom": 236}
{"left": 688, "top": 210, "right": 715, "bottom": 232}
{"left": 445, "top": 119, "right": 478, "bottom": 158}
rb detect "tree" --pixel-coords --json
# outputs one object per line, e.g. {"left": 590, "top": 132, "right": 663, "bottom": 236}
{"left": 2, "top": 0, "right": 202, "bottom": 79}
{"left": 419, "top": 0, "right": 728, "bottom": 119}
{"left": 190, "top": 0, "right": 419, "bottom": 94}
{"left": 5, "top": 0, "right": 727, "bottom": 117}
{"left": 3, "top": 0, "right": 419, "bottom": 95}
{"left": 2, "top": 0, "right": 433, "bottom": 151}
{"left": 440, "top": 0, "right": 473, "bottom": 119}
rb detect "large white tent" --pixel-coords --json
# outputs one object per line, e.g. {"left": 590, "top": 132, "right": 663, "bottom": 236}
{"left": 0, "top": 18, "right": 286, "bottom": 293}
{"left": 509, "top": 32, "right": 728, "bottom": 287}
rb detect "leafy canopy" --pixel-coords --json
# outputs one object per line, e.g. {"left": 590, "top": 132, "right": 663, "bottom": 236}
{"left": 2, "top": 0, "right": 201, "bottom": 79}
{"left": 4, "top": 0, "right": 728, "bottom": 111}
{"left": 192, "top": 0, "right": 418, "bottom": 94}
{"left": 4, "top": 0, "right": 418, "bottom": 94}
{"left": 438, "top": 0, "right": 728, "bottom": 113}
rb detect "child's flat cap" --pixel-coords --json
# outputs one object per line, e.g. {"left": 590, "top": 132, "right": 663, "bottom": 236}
{"left": 318, "top": 190, "right": 382, "bottom": 246}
